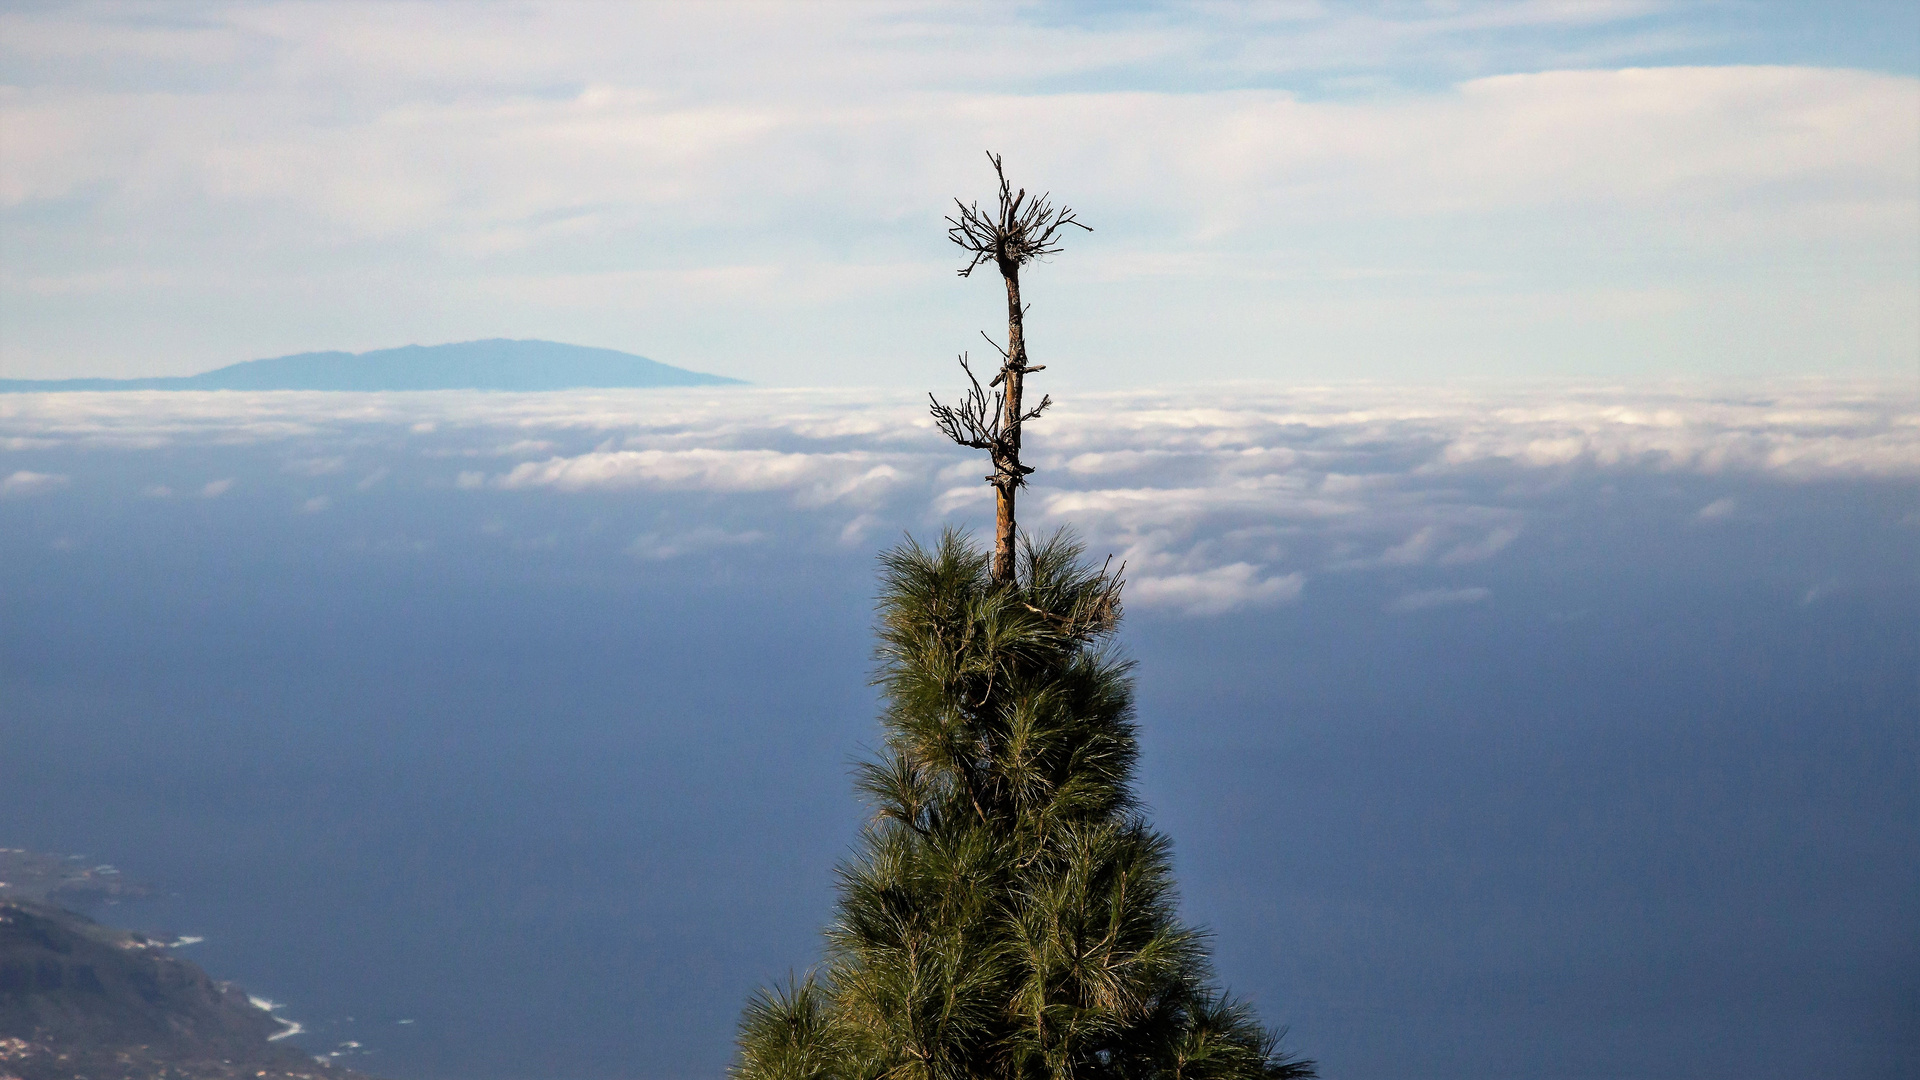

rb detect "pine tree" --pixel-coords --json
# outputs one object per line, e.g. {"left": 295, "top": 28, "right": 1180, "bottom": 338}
{"left": 731, "top": 157, "right": 1311, "bottom": 1080}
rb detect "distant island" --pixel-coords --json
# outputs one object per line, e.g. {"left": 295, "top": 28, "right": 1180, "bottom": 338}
{"left": 0, "top": 339, "right": 744, "bottom": 393}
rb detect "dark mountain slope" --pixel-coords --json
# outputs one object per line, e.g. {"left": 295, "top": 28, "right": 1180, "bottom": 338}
{"left": 0, "top": 898, "right": 375, "bottom": 1080}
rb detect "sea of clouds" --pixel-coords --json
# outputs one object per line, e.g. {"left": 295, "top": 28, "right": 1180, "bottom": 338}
{"left": 3, "top": 377, "right": 1915, "bottom": 1080}
{"left": 4, "top": 379, "right": 1913, "bottom": 616}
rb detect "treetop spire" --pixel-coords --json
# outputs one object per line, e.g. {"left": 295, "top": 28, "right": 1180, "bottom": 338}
{"left": 931, "top": 152, "right": 1092, "bottom": 585}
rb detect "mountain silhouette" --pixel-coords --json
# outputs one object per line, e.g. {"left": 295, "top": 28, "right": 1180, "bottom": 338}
{"left": 0, "top": 339, "right": 743, "bottom": 392}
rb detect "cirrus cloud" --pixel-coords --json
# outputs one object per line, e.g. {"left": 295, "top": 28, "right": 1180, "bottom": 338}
{"left": 0, "top": 468, "right": 65, "bottom": 496}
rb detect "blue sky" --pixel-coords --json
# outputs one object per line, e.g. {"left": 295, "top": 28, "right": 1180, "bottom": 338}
{"left": 1, "top": 0, "right": 1915, "bottom": 385}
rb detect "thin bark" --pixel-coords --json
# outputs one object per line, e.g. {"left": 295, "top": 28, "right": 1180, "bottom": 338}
{"left": 994, "top": 266, "right": 1025, "bottom": 582}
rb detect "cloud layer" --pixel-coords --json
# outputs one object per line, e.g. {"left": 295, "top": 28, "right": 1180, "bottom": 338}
{"left": 3, "top": 379, "right": 1911, "bottom": 612}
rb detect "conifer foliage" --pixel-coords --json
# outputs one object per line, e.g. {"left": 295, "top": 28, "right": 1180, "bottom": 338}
{"left": 732, "top": 531, "right": 1313, "bottom": 1080}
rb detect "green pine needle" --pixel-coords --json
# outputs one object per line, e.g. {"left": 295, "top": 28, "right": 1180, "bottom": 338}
{"left": 732, "top": 530, "right": 1314, "bottom": 1080}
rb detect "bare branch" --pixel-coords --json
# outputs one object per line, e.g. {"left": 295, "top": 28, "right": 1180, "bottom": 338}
{"left": 1016, "top": 394, "right": 1051, "bottom": 426}
{"left": 928, "top": 357, "right": 1050, "bottom": 491}
{"left": 946, "top": 151, "right": 1092, "bottom": 278}
{"left": 928, "top": 353, "right": 1001, "bottom": 451}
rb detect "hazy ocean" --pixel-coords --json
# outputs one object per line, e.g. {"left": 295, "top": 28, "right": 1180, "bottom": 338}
{"left": 2, "top": 383, "right": 1914, "bottom": 1079}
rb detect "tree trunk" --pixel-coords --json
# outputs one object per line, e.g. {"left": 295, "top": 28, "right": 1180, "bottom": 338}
{"left": 994, "top": 263, "right": 1025, "bottom": 585}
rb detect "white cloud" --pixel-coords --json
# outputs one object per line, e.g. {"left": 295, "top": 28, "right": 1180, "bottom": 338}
{"left": 1130, "top": 564, "right": 1304, "bottom": 616}
{"left": 629, "top": 526, "right": 766, "bottom": 561}
{"left": 300, "top": 495, "right": 331, "bottom": 513}
{"left": 0, "top": 4, "right": 1912, "bottom": 383}
{"left": 1439, "top": 525, "right": 1521, "bottom": 564}
{"left": 1380, "top": 526, "right": 1438, "bottom": 565}
{"left": 0, "top": 469, "right": 66, "bottom": 496}
{"left": 199, "top": 478, "right": 233, "bottom": 498}
{"left": 1430, "top": 395, "right": 1920, "bottom": 477}
{"left": 284, "top": 456, "right": 345, "bottom": 476}
{"left": 838, "top": 513, "right": 882, "bottom": 547}
{"left": 0, "top": 379, "right": 1912, "bottom": 616}
{"left": 492, "top": 448, "right": 911, "bottom": 507}
{"left": 1695, "top": 496, "right": 1738, "bottom": 521}
{"left": 1801, "top": 581, "right": 1841, "bottom": 605}
{"left": 1387, "top": 586, "right": 1492, "bottom": 612}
